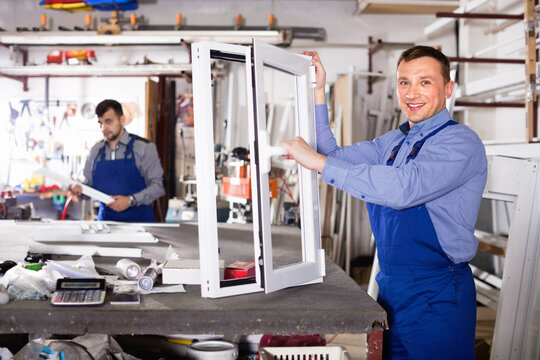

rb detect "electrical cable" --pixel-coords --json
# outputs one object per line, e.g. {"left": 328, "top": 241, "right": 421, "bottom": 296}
{"left": 272, "top": 166, "right": 297, "bottom": 206}
{"left": 61, "top": 193, "right": 72, "bottom": 220}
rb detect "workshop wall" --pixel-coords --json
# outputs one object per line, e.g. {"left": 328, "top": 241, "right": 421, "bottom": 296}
{"left": 0, "top": 0, "right": 455, "bottom": 191}
{"left": 0, "top": 75, "right": 147, "bottom": 188}
{"left": 2, "top": 0, "right": 529, "bottom": 264}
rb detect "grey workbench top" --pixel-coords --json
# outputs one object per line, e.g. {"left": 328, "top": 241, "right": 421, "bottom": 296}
{"left": 0, "top": 221, "right": 385, "bottom": 335}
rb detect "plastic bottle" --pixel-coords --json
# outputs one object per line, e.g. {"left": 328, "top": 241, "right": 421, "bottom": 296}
{"left": 25, "top": 333, "right": 46, "bottom": 360}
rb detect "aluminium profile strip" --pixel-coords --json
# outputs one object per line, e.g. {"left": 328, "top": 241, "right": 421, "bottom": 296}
{"left": 32, "top": 232, "right": 158, "bottom": 243}
{"left": 29, "top": 243, "right": 142, "bottom": 257}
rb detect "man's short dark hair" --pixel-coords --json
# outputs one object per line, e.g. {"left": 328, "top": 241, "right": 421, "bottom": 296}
{"left": 397, "top": 45, "right": 451, "bottom": 83}
{"left": 95, "top": 99, "right": 123, "bottom": 118}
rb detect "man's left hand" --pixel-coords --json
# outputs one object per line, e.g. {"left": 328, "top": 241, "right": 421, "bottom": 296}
{"left": 108, "top": 195, "right": 130, "bottom": 212}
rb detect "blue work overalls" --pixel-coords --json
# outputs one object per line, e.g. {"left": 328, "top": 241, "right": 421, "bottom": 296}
{"left": 92, "top": 135, "right": 155, "bottom": 222}
{"left": 366, "top": 121, "right": 476, "bottom": 359}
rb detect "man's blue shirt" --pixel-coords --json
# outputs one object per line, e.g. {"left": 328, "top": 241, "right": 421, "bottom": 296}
{"left": 317, "top": 104, "right": 487, "bottom": 263}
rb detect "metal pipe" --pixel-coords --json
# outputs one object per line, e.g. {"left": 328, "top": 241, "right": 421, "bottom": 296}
{"left": 436, "top": 12, "right": 523, "bottom": 20}
{"left": 449, "top": 57, "right": 524, "bottom": 64}
{"left": 455, "top": 101, "right": 524, "bottom": 108}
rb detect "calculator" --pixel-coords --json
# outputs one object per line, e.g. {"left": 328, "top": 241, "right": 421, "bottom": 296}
{"left": 51, "top": 278, "right": 106, "bottom": 306}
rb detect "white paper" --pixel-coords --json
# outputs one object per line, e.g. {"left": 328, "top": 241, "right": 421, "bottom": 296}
{"left": 35, "top": 167, "right": 114, "bottom": 204}
{"left": 149, "top": 284, "right": 186, "bottom": 293}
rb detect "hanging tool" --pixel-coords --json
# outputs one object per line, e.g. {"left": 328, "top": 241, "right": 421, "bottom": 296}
{"left": 20, "top": 99, "right": 32, "bottom": 117}
{"left": 58, "top": 103, "right": 77, "bottom": 130}
{"left": 234, "top": 14, "right": 243, "bottom": 30}
{"left": 85, "top": 14, "right": 93, "bottom": 31}
{"left": 8, "top": 102, "right": 18, "bottom": 146}
{"left": 267, "top": 14, "right": 276, "bottom": 30}
{"left": 9, "top": 102, "right": 18, "bottom": 124}
{"left": 97, "top": 10, "right": 122, "bottom": 34}
{"left": 130, "top": 13, "right": 138, "bottom": 30}
{"left": 40, "top": 14, "right": 47, "bottom": 31}
{"left": 175, "top": 13, "right": 183, "bottom": 30}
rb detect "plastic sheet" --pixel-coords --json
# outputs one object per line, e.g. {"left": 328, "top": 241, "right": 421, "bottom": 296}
{"left": 0, "top": 263, "right": 59, "bottom": 301}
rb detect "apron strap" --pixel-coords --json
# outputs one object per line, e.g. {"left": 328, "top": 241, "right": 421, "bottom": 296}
{"left": 124, "top": 134, "right": 137, "bottom": 161}
{"left": 406, "top": 120, "right": 457, "bottom": 163}
{"left": 91, "top": 143, "right": 107, "bottom": 178}
{"left": 385, "top": 120, "right": 458, "bottom": 166}
{"left": 386, "top": 137, "right": 406, "bottom": 166}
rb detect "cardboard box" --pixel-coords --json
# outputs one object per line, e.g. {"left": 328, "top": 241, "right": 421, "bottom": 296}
{"left": 162, "top": 259, "right": 224, "bottom": 285}
{"left": 224, "top": 260, "right": 255, "bottom": 280}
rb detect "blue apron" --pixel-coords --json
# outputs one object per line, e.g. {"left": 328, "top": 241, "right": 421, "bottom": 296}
{"left": 92, "top": 135, "right": 155, "bottom": 222}
{"left": 366, "top": 120, "right": 476, "bottom": 359}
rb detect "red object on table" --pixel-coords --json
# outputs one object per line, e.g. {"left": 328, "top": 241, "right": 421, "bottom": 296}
{"left": 39, "top": 184, "right": 60, "bottom": 192}
{"left": 224, "top": 261, "right": 255, "bottom": 280}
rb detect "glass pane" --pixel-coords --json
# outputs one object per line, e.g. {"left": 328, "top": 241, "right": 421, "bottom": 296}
{"left": 210, "top": 52, "right": 258, "bottom": 288}
{"left": 262, "top": 65, "right": 304, "bottom": 270}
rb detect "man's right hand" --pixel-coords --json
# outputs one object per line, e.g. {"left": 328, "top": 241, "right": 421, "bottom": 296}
{"left": 300, "top": 51, "right": 326, "bottom": 105}
{"left": 68, "top": 184, "right": 83, "bottom": 197}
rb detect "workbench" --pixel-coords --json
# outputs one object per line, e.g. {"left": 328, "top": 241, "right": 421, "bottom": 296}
{"left": 0, "top": 221, "right": 386, "bottom": 358}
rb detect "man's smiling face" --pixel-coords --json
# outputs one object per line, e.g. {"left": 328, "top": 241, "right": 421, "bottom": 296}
{"left": 397, "top": 56, "right": 454, "bottom": 127}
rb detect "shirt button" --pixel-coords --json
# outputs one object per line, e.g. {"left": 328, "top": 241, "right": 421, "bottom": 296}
{"left": 406, "top": 141, "right": 411, "bottom": 145}
{"left": 448, "top": 266, "right": 454, "bottom": 272}
{"left": 330, "top": 179, "right": 335, "bottom": 184}
{"left": 361, "top": 195, "right": 365, "bottom": 199}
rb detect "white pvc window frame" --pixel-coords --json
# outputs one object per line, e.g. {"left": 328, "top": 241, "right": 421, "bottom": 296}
{"left": 192, "top": 41, "right": 263, "bottom": 298}
{"left": 192, "top": 40, "right": 324, "bottom": 298}
{"left": 252, "top": 39, "right": 325, "bottom": 293}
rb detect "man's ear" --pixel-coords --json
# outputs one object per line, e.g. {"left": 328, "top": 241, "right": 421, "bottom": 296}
{"left": 120, "top": 114, "right": 126, "bottom": 127}
{"left": 445, "top": 81, "right": 455, "bottom": 99}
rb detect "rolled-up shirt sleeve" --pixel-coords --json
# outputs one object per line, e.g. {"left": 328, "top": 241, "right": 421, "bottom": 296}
{"left": 316, "top": 104, "right": 382, "bottom": 165}
{"left": 321, "top": 125, "right": 486, "bottom": 210}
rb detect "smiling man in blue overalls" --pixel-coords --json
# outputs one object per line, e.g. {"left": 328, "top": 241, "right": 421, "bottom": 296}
{"left": 70, "top": 99, "right": 165, "bottom": 222}
{"left": 281, "top": 46, "right": 487, "bottom": 359}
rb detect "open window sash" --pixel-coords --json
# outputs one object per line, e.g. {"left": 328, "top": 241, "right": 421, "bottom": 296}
{"left": 251, "top": 39, "right": 325, "bottom": 294}
{"left": 192, "top": 40, "right": 324, "bottom": 298}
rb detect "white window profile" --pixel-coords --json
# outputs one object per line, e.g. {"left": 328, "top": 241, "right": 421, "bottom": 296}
{"left": 192, "top": 40, "right": 324, "bottom": 298}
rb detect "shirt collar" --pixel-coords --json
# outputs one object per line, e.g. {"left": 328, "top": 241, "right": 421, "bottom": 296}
{"left": 118, "top": 130, "right": 130, "bottom": 145}
{"left": 399, "top": 108, "right": 452, "bottom": 137}
{"left": 102, "top": 129, "right": 130, "bottom": 149}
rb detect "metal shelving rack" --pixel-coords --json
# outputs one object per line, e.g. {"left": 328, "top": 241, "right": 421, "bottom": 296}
{"left": 424, "top": 0, "right": 539, "bottom": 143}
{"left": 0, "top": 63, "right": 191, "bottom": 77}
{"left": 0, "top": 25, "right": 325, "bottom": 89}
{"left": 474, "top": 155, "right": 540, "bottom": 360}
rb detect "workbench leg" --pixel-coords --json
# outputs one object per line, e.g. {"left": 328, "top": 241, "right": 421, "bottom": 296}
{"left": 366, "top": 323, "right": 383, "bottom": 360}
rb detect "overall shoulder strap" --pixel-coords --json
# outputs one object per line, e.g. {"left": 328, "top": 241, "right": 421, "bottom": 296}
{"left": 91, "top": 143, "right": 107, "bottom": 176}
{"left": 406, "top": 120, "right": 458, "bottom": 163}
{"left": 386, "top": 137, "right": 407, "bottom": 166}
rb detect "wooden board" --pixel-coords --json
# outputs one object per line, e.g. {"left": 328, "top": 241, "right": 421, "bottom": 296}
{"left": 358, "top": 1, "right": 458, "bottom": 15}
{"left": 333, "top": 75, "right": 351, "bottom": 146}
{"left": 145, "top": 78, "right": 158, "bottom": 143}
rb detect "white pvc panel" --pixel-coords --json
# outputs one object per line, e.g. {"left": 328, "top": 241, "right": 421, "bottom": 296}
{"left": 251, "top": 39, "right": 324, "bottom": 294}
